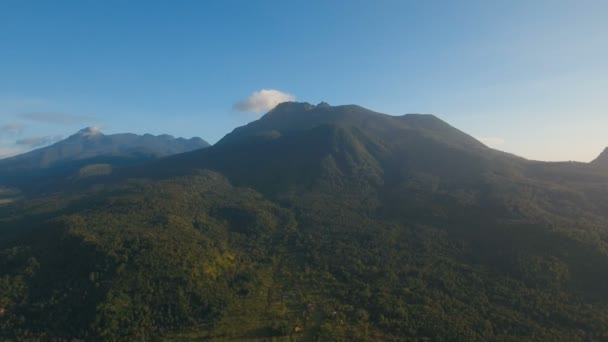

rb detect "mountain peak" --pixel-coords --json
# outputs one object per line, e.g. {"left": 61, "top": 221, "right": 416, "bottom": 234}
{"left": 217, "top": 102, "right": 485, "bottom": 153}
{"left": 271, "top": 101, "right": 315, "bottom": 112}
{"left": 75, "top": 126, "right": 104, "bottom": 138}
{"left": 273, "top": 101, "right": 331, "bottom": 110}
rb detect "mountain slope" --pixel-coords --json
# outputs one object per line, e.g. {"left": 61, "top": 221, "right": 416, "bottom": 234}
{"left": 2, "top": 103, "right": 608, "bottom": 340}
{"left": 592, "top": 147, "right": 608, "bottom": 167}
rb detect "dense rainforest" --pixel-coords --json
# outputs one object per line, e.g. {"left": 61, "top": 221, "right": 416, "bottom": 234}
{"left": 1, "top": 102, "right": 608, "bottom": 341}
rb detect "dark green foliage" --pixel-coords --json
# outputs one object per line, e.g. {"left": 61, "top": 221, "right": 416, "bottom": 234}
{"left": 0, "top": 172, "right": 298, "bottom": 340}
{"left": 1, "top": 103, "right": 608, "bottom": 340}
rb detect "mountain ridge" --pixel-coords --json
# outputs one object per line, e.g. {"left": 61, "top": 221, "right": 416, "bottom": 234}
{"left": 0, "top": 127, "right": 209, "bottom": 168}
{"left": 218, "top": 102, "right": 487, "bottom": 152}
{"left": 592, "top": 147, "right": 608, "bottom": 166}
{"left": 0, "top": 127, "right": 210, "bottom": 193}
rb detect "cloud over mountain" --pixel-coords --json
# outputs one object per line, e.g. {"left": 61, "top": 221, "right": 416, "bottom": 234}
{"left": 233, "top": 89, "right": 295, "bottom": 113}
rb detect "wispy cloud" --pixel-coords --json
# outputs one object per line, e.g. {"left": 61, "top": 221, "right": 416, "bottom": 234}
{"left": 477, "top": 137, "right": 506, "bottom": 148}
{"left": 0, "top": 146, "right": 26, "bottom": 159}
{"left": 16, "top": 135, "right": 63, "bottom": 148}
{"left": 0, "top": 122, "right": 26, "bottom": 136}
{"left": 19, "top": 112, "right": 96, "bottom": 124}
{"left": 79, "top": 126, "right": 103, "bottom": 136}
{"left": 0, "top": 95, "right": 47, "bottom": 109}
{"left": 234, "top": 89, "right": 296, "bottom": 113}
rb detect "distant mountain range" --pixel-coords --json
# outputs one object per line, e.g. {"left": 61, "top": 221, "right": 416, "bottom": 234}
{"left": 1, "top": 102, "right": 608, "bottom": 340}
{"left": 0, "top": 127, "right": 209, "bottom": 168}
{"left": 0, "top": 127, "right": 209, "bottom": 192}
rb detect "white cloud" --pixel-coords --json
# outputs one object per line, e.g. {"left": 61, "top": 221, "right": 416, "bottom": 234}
{"left": 477, "top": 137, "right": 506, "bottom": 148}
{"left": 76, "top": 126, "right": 104, "bottom": 137}
{"left": 0, "top": 122, "right": 25, "bottom": 136}
{"left": 234, "top": 89, "right": 295, "bottom": 113}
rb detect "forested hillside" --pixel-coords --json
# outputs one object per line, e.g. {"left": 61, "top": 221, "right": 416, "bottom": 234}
{"left": 1, "top": 103, "right": 608, "bottom": 341}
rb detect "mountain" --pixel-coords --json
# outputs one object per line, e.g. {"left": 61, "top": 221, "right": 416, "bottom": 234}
{"left": 149, "top": 102, "right": 516, "bottom": 194}
{"left": 0, "top": 127, "right": 209, "bottom": 193}
{"left": 218, "top": 101, "right": 486, "bottom": 150}
{"left": 0, "top": 127, "right": 209, "bottom": 170}
{"left": 2, "top": 103, "right": 608, "bottom": 341}
{"left": 592, "top": 147, "right": 608, "bottom": 167}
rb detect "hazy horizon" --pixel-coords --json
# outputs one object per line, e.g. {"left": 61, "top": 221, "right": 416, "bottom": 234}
{"left": 1, "top": 0, "right": 606, "bottom": 162}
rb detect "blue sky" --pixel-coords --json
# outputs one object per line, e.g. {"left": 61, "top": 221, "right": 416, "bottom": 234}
{"left": 1, "top": 0, "right": 606, "bottom": 161}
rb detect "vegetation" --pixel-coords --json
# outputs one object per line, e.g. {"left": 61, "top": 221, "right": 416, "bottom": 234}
{"left": 1, "top": 103, "right": 608, "bottom": 340}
